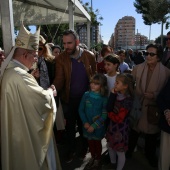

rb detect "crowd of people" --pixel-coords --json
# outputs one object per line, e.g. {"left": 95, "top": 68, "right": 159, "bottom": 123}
{"left": 0, "top": 24, "right": 170, "bottom": 170}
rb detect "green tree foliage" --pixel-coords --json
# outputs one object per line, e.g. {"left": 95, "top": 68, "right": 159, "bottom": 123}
{"left": 40, "top": 23, "right": 69, "bottom": 46}
{"left": 81, "top": 2, "right": 103, "bottom": 26}
{"left": 39, "top": 1, "right": 103, "bottom": 49}
{"left": 79, "top": 1, "right": 103, "bottom": 49}
{"left": 134, "top": 0, "right": 170, "bottom": 45}
{"left": 155, "top": 35, "right": 167, "bottom": 47}
{"left": 134, "top": 0, "right": 169, "bottom": 25}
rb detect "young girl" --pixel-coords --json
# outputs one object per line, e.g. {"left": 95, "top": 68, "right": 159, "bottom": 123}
{"left": 104, "top": 54, "right": 120, "bottom": 94}
{"left": 79, "top": 74, "right": 108, "bottom": 170}
{"left": 106, "top": 73, "right": 134, "bottom": 170}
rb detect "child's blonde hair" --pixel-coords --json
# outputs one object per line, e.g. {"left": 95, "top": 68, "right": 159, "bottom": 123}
{"left": 116, "top": 73, "right": 134, "bottom": 97}
{"left": 90, "top": 74, "right": 108, "bottom": 96}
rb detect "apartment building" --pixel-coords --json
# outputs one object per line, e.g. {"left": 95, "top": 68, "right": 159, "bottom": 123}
{"left": 76, "top": 23, "right": 101, "bottom": 48}
{"left": 114, "top": 16, "right": 136, "bottom": 50}
{"left": 135, "top": 33, "right": 148, "bottom": 49}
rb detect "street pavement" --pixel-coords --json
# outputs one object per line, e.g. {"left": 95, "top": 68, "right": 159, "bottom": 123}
{"left": 57, "top": 134, "right": 158, "bottom": 170}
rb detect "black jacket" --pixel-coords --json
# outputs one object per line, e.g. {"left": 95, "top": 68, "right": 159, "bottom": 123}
{"left": 157, "top": 78, "right": 170, "bottom": 134}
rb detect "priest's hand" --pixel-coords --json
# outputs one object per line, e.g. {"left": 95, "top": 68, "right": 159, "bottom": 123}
{"left": 164, "top": 109, "right": 170, "bottom": 126}
{"left": 48, "top": 84, "right": 57, "bottom": 97}
{"left": 0, "top": 51, "right": 5, "bottom": 66}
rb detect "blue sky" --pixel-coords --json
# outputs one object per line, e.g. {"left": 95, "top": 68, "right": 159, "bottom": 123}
{"left": 82, "top": 0, "right": 169, "bottom": 44}
{"left": 29, "top": 0, "right": 169, "bottom": 44}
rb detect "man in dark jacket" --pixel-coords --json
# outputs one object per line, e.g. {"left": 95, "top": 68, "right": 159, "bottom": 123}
{"left": 157, "top": 78, "right": 170, "bottom": 170}
{"left": 162, "top": 31, "right": 170, "bottom": 69}
{"left": 53, "top": 29, "right": 96, "bottom": 163}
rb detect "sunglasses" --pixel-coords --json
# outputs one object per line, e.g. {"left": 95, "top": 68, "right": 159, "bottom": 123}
{"left": 38, "top": 47, "right": 43, "bottom": 51}
{"left": 166, "top": 38, "right": 170, "bottom": 41}
{"left": 145, "top": 52, "right": 157, "bottom": 57}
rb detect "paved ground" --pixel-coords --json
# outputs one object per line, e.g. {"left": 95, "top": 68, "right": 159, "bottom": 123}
{"left": 57, "top": 135, "right": 158, "bottom": 170}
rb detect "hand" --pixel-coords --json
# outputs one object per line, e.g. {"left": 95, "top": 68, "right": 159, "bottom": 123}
{"left": 167, "top": 119, "right": 170, "bottom": 126}
{"left": 87, "top": 126, "right": 94, "bottom": 133}
{"left": 31, "top": 69, "right": 40, "bottom": 79}
{"left": 0, "top": 51, "right": 5, "bottom": 66}
{"left": 164, "top": 110, "right": 170, "bottom": 126}
{"left": 144, "top": 92, "right": 154, "bottom": 99}
{"left": 111, "top": 88, "right": 117, "bottom": 93}
{"left": 84, "top": 123, "right": 90, "bottom": 129}
{"left": 48, "top": 84, "right": 57, "bottom": 97}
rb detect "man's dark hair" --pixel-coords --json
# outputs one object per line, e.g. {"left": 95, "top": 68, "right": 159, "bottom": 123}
{"left": 63, "top": 29, "right": 79, "bottom": 40}
{"left": 167, "top": 31, "right": 170, "bottom": 36}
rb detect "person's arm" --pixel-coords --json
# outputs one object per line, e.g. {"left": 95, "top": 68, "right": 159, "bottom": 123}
{"left": 79, "top": 93, "right": 89, "bottom": 125}
{"left": 89, "top": 53, "right": 97, "bottom": 75}
{"left": 131, "top": 65, "right": 137, "bottom": 80}
{"left": 0, "top": 51, "right": 5, "bottom": 66}
{"left": 157, "top": 78, "right": 170, "bottom": 126}
{"left": 107, "top": 92, "right": 117, "bottom": 112}
{"left": 91, "top": 97, "right": 108, "bottom": 129}
{"left": 108, "top": 97, "right": 133, "bottom": 123}
{"left": 53, "top": 55, "right": 65, "bottom": 91}
{"left": 108, "top": 108, "right": 129, "bottom": 123}
{"left": 157, "top": 78, "right": 170, "bottom": 113}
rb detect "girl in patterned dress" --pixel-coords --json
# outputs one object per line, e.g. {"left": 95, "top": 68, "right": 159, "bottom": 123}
{"left": 79, "top": 74, "right": 108, "bottom": 170}
{"left": 106, "top": 73, "right": 134, "bottom": 170}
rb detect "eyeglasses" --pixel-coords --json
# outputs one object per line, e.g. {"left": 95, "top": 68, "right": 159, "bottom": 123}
{"left": 166, "top": 38, "right": 170, "bottom": 41}
{"left": 38, "top": 47, "right": 43, "bottom": 51}
{"left": 145, "top": 52, "right": 157, "bottom": 57}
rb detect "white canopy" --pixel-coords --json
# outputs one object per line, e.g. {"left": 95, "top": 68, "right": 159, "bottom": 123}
{"left": 0, "top": 0, "right": 91, "bottom": 55}
{"left": 13, "top": 0, "right": 91, "bottom": 26}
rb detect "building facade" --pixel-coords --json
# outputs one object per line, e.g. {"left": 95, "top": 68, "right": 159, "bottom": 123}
{"left": 108, "top": 33, "right": 114, "bottom": 50}
{"left": 76, "top": 23, "right": 101, "bottom": 49}
{"left": 114, "top": 16, "right": 136, "bottom": 50}
{"left": 135, "top": 33, "right": 148, "bottom": 49}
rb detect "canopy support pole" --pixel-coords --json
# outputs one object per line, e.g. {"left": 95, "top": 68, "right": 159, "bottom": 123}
{"left": 0, "top": 0, "right": 15, "bottom": 55}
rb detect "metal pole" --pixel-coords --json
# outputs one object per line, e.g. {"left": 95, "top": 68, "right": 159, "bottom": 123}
{"left": 68, "top": 0, "right": 74, "bottom": 30}
{"left": 0, "top": 0, "right": 15, "bottom": 55}
{"left": 87, "top": 21, "right": 91, "bottom": 49}
{"left": 137, "top": 29, "right": 138, "bottom": 50}
{"left": 136, "top": 29, "right": 138, "bottom": 50}
{"left": 90, "top": 0, "right": 93, "bottom": 48}
{"left": 91, "top": 0, "right": 93, "bottom": 12}
{"left": 149, "top": 25, "right": 151, "bottom": 43}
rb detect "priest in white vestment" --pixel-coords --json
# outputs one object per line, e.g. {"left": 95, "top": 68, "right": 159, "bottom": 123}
{"left": 0, "top": 24, "right": 61, "bottom": 170}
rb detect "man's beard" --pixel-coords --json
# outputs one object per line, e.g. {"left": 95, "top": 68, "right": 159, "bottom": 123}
{"left": 66, "top": 46, "right": 77, "bottom": 55}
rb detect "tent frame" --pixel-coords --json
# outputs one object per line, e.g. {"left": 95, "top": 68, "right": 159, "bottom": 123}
{"left": 0, "top": 0, "right": 91, "bottom": 55}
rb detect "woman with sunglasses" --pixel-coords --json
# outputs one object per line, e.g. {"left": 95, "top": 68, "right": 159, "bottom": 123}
{"left": 126, "top": 44, "right": 170, "bottom": 168}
